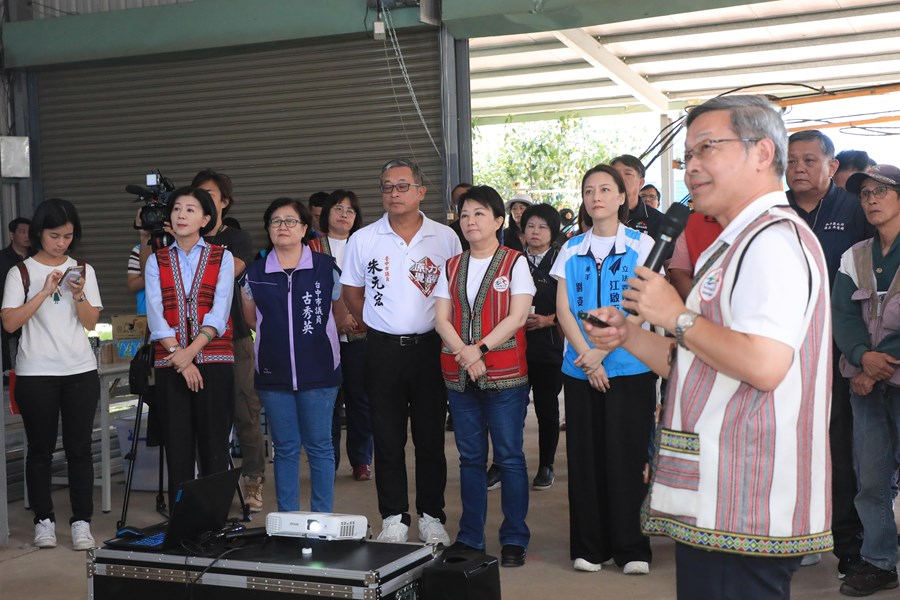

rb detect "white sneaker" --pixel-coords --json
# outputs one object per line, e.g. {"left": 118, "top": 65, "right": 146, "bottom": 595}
{"left": 71, "top": 520, "right": 95, "bottom": 551}
{"left": 377, "top": 515, "right": 409, "bottom": 543}
{"left": 573, "top": 558, "right": 602, "bottom": 572}
{"left": 417, "top": 513, "right": 451, "bottom": 546}
{"left": 34, "top": 519, "right": 57, "bottom": 548}
{"left": 623, "top": 561, "right": 650, "bottom": 575}
{"left": 800, "top": 553, "right": 822, "bottom": 567}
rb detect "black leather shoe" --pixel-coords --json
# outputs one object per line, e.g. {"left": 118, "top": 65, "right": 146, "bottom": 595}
{"left": 501, "top": 544, "right": 526, "bottom": 567}
{"left": 532, "top": 465, "right": 555, "bottom": 490}
{"left": 444, "top": 540, "right": 482, "bottom": 558}
{"left": 486, "top": 464, "right": 501, "bottom": 491}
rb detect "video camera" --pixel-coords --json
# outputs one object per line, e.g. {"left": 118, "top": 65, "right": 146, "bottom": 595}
{"left": 127, "top": 170, "right": 175, "bottom": 251}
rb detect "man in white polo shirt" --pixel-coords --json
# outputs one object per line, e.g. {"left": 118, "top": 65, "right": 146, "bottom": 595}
{"left": 342, "top": 158, "right": 462, "bottom": 544}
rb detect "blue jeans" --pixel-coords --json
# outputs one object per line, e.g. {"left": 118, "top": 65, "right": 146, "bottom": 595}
{"left": 258, "top": 386, "right": 338, "bottom": 512}
{"left": 851, "top": 383, "right": 900, "bottom": 571}
{"left": 448, "top": 384, "right": 530, "bottom": 550}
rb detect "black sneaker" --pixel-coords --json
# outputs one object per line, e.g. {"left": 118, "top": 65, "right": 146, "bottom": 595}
{"left": 839, "top": 556, "right": 864, "bottom": 580}
{"left": 532, "top": 465, "right": 555, "bottom": 490}
{"left": 486, "top": 464, "right": 501, "bottom": 491}
{"left": 839, "top": 561, "right": 898, "bottom": 596}
{"left": 444, "top": 540, "right": 481, "bottom": 558}
{"left": 500, "top": 544, "right": 526, "bottom": 567}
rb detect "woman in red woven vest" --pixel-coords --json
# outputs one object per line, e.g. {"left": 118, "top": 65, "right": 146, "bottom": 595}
{"left": 144, "top": 186, "right": 235, "bottom": 509}
{"left": 434, "top": 185, "right": 535, "bottom": 567}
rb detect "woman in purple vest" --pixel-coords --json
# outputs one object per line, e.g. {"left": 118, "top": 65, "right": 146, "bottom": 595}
{"left": 242, "top": 197, "right": 343, "bottom": 512}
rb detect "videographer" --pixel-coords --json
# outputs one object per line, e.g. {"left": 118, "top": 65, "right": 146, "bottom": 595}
{"left": 126, "top": 209, "right": 152, "bottom": 314}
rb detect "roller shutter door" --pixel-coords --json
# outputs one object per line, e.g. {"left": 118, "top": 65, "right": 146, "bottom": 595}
{"left": 33, "top": 29, "right": 445, "bottom": 316}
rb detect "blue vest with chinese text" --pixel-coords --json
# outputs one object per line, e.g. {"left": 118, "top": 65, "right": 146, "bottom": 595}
{"left": 562, "top": 229, "right": 650, "bottom": 379}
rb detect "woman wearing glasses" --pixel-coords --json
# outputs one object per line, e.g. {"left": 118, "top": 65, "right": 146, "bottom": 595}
{"left": 309, "top": 190, "right": 374, "bottom": 482}
{"left": 434, "top": 185, "right": 535, "bottom": 567}
{"left": 551, "top": 164, "right": 656, "bottom": 575}
{"left": 242, "top": 198, "right": 343, "bottom": 512}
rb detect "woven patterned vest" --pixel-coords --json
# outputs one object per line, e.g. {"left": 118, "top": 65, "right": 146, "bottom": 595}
{"left": 309, "top": 236, "right": 366, "bottom": 342}
{"left": 440, "top": 247, "right": 528, "bottom": 391}
{"left": 154, "top": 243, "right": 234, "bottom": 367}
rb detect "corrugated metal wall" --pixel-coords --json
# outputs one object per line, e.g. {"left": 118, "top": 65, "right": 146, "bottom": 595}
{"left": 33, "top": 29, "right": 445, "bottom": 316}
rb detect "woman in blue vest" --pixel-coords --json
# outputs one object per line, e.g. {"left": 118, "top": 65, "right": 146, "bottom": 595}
{"left": 434, "top": 185, "right": 535, "bottom": 567}
{"left": 550, "top": 164, "right": 657, "bottom": 575}
{"left": 242, "top": 197, "right": 342, "bottom": 512}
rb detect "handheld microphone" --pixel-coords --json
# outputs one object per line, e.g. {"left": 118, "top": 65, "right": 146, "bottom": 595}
{"left": 626, "top": 202, "right": 691, "bottom": 315}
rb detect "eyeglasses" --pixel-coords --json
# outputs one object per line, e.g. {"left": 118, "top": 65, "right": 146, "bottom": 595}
{"left": 683, "top": 138, "right": 761, "bottom": 163}
{"left": 859, "top": 186, "right": 898, "bottom": 201}
{"left": 269, "top": 217, "right": 304, "bottom": 229}
{"left": 332, "top": 205, "right": 357, "bottom": 216}
{"left": 380, "top": 182, "right": 422, "bottom": 194}
{"left": 639, "top": 194, "right": 659, "bottom": 201}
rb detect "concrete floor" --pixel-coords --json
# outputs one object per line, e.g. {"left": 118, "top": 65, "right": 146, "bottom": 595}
{"left": 0, "top": 402, "right": 887, "bottom": 599}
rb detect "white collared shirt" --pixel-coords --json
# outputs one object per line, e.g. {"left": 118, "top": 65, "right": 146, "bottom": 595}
{"left": 341, "top": 212, "right": 462, "bottom": 335}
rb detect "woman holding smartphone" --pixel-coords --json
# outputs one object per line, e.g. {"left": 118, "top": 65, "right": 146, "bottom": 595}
{"left": 144, "top": 186, "right": 235, "bottom": 509}
{"left": 1, "top": 198, "right": 102, "bottom": 551}
{"left": 242, "top": 197, "right": 342, "bottom": 513}
{"left": 551, "top": 164, "right": 657, "bottom": 575}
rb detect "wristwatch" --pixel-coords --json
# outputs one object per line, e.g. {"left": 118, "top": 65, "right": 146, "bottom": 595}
{"left": 75, "top": 294, "right": 87, "bottom": 303}
{"left": 478, "top": 342, "right": 489, "bottom": 357}
{"left": 675, "top": 311, "right": 699, "bottom": 349}
{"left": 167, "top": 345, "right": 178, "bottom": 353}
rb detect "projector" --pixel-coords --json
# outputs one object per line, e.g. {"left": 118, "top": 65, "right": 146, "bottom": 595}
{"left": 265, "top": 512, "right": 368, "bottom": 541}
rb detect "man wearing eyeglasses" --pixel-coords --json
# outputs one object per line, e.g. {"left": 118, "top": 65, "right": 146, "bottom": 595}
{"left": 785, "top": 130, "right": 873, "bottom": 577}
{"left": 832, "top": 164, "right": 900, "bottom": 597}
{"left": 341, "top": 158, "right": 462, "bottom": 545}
{"left": 584, "top": 96, "right": 832, "bottom": 600}
{"left": 639, "top": 184, "right": 661, "bottom": 210}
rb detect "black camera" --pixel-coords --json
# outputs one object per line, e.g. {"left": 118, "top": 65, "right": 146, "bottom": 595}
{"left": 126, "top": 171, "right": 175, "bottom": 250}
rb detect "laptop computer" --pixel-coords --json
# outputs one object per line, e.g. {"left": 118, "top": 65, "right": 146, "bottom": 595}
{"left": 104, "top": 467, "right": 242, "bottom": 552}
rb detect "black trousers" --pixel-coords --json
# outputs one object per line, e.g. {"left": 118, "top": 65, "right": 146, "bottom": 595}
{"left": 332, "top": 339, "right": 374, "bottom": 469}
{"left": 527, "top": 361, "right": 562, "bottom": 468}
{"left": 830, "top": 354, "right": 864, "bottom": 559}
{"left": 17, "top": 370, "right": 99, "bottom": 524}
{"left": 676, "top": 543, "right": 802, "bottom": 600}
{"left": 155, "top": 363, "right": 234, "bottom": 509}
{"left": 564, "top": 372, "right": 656, "bottom": 565}
{"left": 365, "top": 331, "right": 447, "bottom": 521}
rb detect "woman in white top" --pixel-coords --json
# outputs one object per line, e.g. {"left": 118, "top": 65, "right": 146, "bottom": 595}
{"left": 309, "top": 190, "right": 373, "bottom": 481}
{"left": 1, "top": 198, "right": 102, "bottom": 551}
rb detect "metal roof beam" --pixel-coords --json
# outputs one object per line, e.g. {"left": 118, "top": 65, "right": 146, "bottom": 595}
{"left": 472, "top": 79, "right": 617, "bottom": 100}
{"left": 648, "top": 52, "right": 900, "bottom": 83}
{"left": 598, "top": 2, "right": 900, "bottom": 45}
{"left": 627, "top": 29, "right": 900, "bottom": 65}
{"left": 553, "top": 28, "right": 669, "bottom": 113}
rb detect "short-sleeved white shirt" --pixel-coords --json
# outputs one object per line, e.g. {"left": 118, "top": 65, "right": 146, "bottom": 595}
{"left": 2, "top": 256, "right": 103, "bottom": 376}
{"left": 341, "top": 212, "right": 462, "bottom": 335}
{"left": 434, "top": 253, "right": 535, "bottom": 305}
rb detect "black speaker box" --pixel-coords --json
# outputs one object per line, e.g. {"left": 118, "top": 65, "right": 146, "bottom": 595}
{"left": 422, "top": 549, "right": 501, "bottom": 600}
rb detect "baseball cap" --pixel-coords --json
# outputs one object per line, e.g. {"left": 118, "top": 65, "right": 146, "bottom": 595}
{"left": 846, "top": 164, "right": 900, "bottom": 195}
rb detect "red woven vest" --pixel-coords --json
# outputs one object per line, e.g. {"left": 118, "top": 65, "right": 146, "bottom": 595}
{"left": 154, "top": 243, "right": 234, "bottom": 367}
{"left": 441, "top": 247, "right": 528, "bottom": 391}
{"left": 309, "top": 237, "right": 366, "bottom": 342}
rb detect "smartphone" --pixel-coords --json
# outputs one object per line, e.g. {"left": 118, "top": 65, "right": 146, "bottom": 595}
{"left": 578, "top": 310, "right": 609, "bottom": 328}
{"left": 60, "top": 265, "right": 85, "bottom": 291}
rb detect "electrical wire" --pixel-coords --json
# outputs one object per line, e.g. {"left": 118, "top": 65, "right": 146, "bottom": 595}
{"left": 381, "top": 7, "right": 442, "bottom": 164}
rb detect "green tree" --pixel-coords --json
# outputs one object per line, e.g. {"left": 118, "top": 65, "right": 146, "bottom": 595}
{"left": 473, "top": 114, "right": 649, "bottom": 208}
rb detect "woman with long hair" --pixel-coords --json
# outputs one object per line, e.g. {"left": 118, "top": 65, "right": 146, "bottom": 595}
{"left": 242, "top": 198, "right": 342, "bottom": 512}
{"left": 310, "top": 190, "right": 373, "bottom": 481}
{"left": 144, "top": 187, "right": 236, "bottom": 509}
{"left": 434, "top": 185, "right": 535, "bottom": 567}
{"left": 2, "top": 198, "right": 102, "bottom": 551}
{"left": 551, "top": 164, "right": 657, "bottom": 575}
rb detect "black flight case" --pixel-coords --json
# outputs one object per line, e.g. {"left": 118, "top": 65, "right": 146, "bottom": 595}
{"left": 88, "top": 536, "right": 436, "bottom": 600}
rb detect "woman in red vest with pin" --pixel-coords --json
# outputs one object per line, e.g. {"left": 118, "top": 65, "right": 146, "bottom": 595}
{"left": 434, "top": 185, "right": 535, "bottom": 567}
{"left": 145, "top": 186, "right": 235, "bottom": 508}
